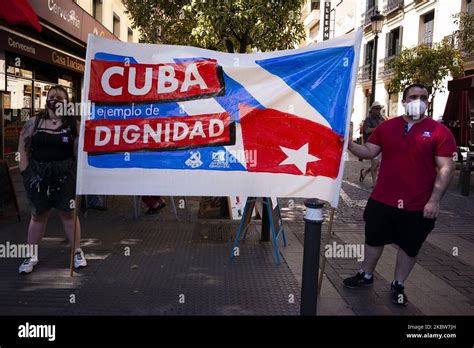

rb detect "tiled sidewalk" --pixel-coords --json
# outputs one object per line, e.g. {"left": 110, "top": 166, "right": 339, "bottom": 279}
{"left": 0, "top": 157, "right": 473, "bottom": 315}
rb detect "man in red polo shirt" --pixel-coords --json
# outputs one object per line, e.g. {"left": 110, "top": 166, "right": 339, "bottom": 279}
{"left": 344, "top": 83, "right": 457, "bottom": 306}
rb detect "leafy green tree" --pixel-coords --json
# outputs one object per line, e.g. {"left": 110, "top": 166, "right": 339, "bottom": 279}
{"left": 453, "top": 11, "right": 474, "bottom": 56}
{"left": 387, "top": 39, "right": 464, "bottom": 100}
{"left": 124, "top": 0, "right": 305, "bottom": 53}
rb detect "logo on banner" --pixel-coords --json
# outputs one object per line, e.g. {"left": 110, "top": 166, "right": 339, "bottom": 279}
{"left": 209, "top": 150, "right": 230, "bottom": 169}
{"left": 185, "top": 150, "right": 203, "bottom": 168}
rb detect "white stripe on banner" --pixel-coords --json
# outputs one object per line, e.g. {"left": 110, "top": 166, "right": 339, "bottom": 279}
{"left": 220, "top": 64, "right": 330, "bottom": 128}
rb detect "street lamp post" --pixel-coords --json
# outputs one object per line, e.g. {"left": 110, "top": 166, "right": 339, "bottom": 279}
{"left": 370, "top": 10, "right": 384, "bottom": 106}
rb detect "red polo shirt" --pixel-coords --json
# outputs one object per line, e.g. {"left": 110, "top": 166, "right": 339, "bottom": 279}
{"left": 367, "top": 116, "right": 456, "bottom": 211}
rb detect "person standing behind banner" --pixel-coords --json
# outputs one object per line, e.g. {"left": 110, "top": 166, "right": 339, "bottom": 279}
{"left": 142, "top": 196, "right": 166, "bottom": 215}
{"left": 17, "top": 85, "right": 87, "bottom": 274}
{"left": 359, "top": 101, "right": 385, "bottom": 187}
{"left": 344, "top": 83, "right": 456, "bottom": 306}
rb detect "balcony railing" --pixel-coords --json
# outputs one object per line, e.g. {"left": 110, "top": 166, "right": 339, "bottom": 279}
{"left": 378, "top": 55, "right": 397, "bottom": 76}
{"left": 445, "top": 33, "right": 474, "bottom": 61}
{"left": 358, "top": 63, "right": 372, "bottom": 82}
{"left": 445, "top": 33, "right": 460, "bottom": 50}
{"left": 361, "top": 7, "right": 376, "bottom": 27}
{"left": 384, "top": 0, "right": 404, "bottom": 15}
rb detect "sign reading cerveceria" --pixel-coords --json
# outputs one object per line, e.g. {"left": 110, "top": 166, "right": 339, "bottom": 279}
{"left": 0, "top": 30, "right": 85, "bottom": 73}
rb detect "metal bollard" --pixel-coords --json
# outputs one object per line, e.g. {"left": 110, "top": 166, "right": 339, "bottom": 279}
{"left": 300, "top": 199, "right": 324, "bottom": 316}
{"left": 460, "top": 166, "right": 471, "bottom": 196}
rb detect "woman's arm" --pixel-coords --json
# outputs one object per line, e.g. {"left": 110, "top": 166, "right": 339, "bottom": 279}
{"left": 18, "top": 117, "right": 36, "bottom": 172}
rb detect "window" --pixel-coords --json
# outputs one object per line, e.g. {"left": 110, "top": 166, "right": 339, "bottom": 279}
{"left": 388, "top": 91, "right": 399, "bottom": 117}
{"left": 364, "top": 40, "right": 374, "bottom": 65}
{"left": 421, "top": 11, "right": 434, "bottom": 46}
{"left": 385, "top": 26, "right": 403, "bottom": 57}
{"left": 311, "top": 0, "right": 320, "bottom": 11}
{"left": 468, "top": 0, "right": 473, "bottom": 14}
{"left": 93, "top": 0, "right": 102, "bottom": 22}
{"left": 113, "top": 13, "right": 121, "bottom": 37}
{"left": 367, "top": 0, "right": 376, "bottom": 10}
{"left": 128, "top": 28, "right": 134, "bottom": 43}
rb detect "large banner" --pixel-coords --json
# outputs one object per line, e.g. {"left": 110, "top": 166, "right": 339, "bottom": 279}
{"left": 77, "top": 30, "right": 362, "bottom": 207}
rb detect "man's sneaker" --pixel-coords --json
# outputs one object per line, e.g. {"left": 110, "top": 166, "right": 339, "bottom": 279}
{"left": 74, "top": 249, "right": 87, "bottom": 269}
{"left": 343, "top": 271, "right": 374, "bottom": 288}
{"left": 391, "top": 282, "right": 408, "bottom": 306}
{"left": 18, "top": 257, "right": 38, "bottom": 274}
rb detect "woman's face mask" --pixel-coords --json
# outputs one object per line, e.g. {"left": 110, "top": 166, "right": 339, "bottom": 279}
{"left": 46, "top": 99, "right": 61, "bottom": 111}
{"left": 46, "top": 93, "right": 67, "bottom": 115}
{"left": 403, "top": 99, "right": 427, "bottom": 120}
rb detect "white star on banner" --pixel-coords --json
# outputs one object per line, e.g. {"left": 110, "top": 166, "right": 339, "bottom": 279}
{"left": 279, "top": 143, "right": 320, "bottom": 174}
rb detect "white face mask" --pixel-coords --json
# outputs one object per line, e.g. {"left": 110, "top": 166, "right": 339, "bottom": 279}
{"left": 403, "top": 99, "right": 427, "bottom": 120}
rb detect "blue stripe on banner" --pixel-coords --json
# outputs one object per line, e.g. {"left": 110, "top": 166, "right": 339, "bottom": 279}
{"left": 255, "top": 46, "right": 354, "bottom": 135}
{"left": 214, "top": 72, "right": 264, "bottom": 122}
{"left": 94, "top": 52, "right": 138, "bottom": 64}
{"left": 93, "top": 104, "right": 188, "bottom": 120}
{"left": 87, "top": 147, "right": 247, "bottom": 171}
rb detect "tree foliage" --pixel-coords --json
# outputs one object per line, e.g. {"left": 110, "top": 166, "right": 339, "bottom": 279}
{"left": 387, "top": 39, "right": 464, "bottom": 98}
{"left": 453, "top": 11, "right": 474, "bottom": 55}
{"left": 124, "top": 0, "right": 305, "bottom": 53}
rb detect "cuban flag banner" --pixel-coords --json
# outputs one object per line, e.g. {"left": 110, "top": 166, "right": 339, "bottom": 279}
{"left": 77, "top": 30, "right": 362, "bottom": 207}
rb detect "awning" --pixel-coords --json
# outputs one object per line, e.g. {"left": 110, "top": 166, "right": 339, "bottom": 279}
{"left": 442, "top": 75, "right": 473, "bottom": 147}
{"left": 0, "top": 0, "right": 41, "bottom": 32}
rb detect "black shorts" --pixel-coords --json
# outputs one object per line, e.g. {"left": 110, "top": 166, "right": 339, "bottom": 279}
{"left": 21, "top": 158, "right": 76, "bottom": 216}
{"left": 363, "top": 198, "right": 435, "bottom": 257}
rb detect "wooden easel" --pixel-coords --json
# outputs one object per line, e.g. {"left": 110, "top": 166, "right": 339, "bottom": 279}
{"left": 231, "top": 197, "right": 287, "bottom": 264}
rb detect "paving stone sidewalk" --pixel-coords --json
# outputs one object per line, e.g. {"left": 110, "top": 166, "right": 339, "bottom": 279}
{"left": 0, "top": 155, "right": 473, "bottom": 315}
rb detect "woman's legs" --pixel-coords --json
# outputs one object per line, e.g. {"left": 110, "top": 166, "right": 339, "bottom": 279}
{"left": 27, "top": 211, "right": 50, "bottom": 248}
{"left": 19, "top": 211, "right": 49, "bottom": 272}
{"left": 59, "top": 211, "right": 81, "bottom": 250}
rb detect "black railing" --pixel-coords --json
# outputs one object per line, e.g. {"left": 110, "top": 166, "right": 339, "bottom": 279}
{"left": 362, "top": 7, "right": 376, "bottom": 27}
{"left": 384, "top": 0, "right": 404, "bottom": 15}
{"left": 445, "top": 34, "right": 460, "bottom": 49}
{"left": 378, "top": 55, "right": 397, "bottom": 76}
{"left": 358, "top": 63, "right": 372, "bottom": 82}
{"left": 444, "top": 33, "right": 474, "bottom": 61}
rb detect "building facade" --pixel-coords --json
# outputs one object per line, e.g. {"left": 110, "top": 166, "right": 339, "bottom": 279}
{"left": 300, "top": 0, "right": 473, "bottom": 141}
{"left": 0, "top": 0, "right": 140, "bottom": 166}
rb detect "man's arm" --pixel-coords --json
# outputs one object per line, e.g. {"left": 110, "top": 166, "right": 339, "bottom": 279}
{"left": 423, "top": 156, "right": 455, "bottom": 219}
{"left": 348, "top": 141, "right": 381, "bottom": 159}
